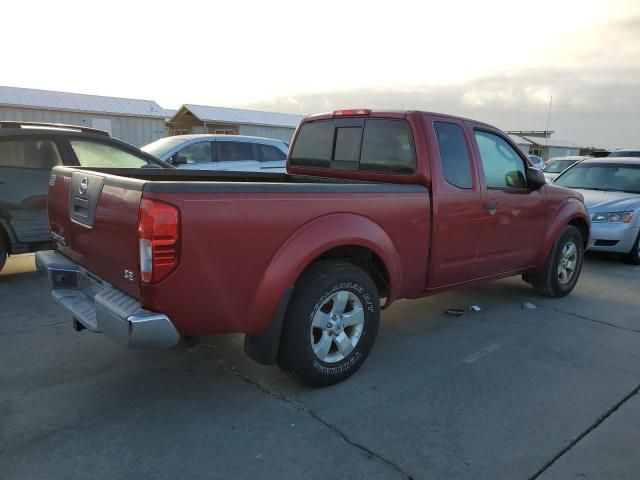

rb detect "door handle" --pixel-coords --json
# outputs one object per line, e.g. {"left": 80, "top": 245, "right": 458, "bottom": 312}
{"left": 484, "top": 200, "right": 498, "bottom": 215}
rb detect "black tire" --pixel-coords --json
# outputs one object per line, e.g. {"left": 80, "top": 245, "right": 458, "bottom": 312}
{"left": 622, "top": 232, "right": 640, "bottom": 265}
{"left": 277, "top": 260, "right": 380, "bottom": 387}
{"left": 0, "top": 235, "right": 7, "bottom": 273}
{"left": 531, "top": 225, "right": 584, "bottom": 297}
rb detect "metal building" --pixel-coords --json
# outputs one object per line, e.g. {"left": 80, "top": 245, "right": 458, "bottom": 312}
{"left": 0, "top": 86, "right": 166, "bottom": 146}
{"left": 167, "top": 104, "right": 303, "bottom": 143}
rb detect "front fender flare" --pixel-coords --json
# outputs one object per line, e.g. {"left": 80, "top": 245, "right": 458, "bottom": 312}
{"left": 534, "top": 197, "right": 589, "bottom": 270}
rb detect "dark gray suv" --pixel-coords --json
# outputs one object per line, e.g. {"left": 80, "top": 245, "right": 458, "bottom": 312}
{"left": 0, "top": 121, "right": 168, "bottom": 272}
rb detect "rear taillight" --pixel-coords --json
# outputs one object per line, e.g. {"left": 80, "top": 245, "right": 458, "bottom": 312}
{"left": 138, "top": 198, "right": 180, "bottom": 283}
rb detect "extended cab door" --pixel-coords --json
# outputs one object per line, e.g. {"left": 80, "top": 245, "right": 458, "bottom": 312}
{"left": 468, "top": 124, "right": 547, "bottom": 277}
{"left": 423, "top": 115, "right": 484, "bottom": 288}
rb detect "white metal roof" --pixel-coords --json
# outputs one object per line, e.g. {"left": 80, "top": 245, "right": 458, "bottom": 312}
{"left": 524, "top": 136, "right": 580, "bottom": 148}
{"left": 0, "top": 85, "right": 165, "bottom": 118}
{"left": 508, "top": 134, "right": 532, "bottom": 145}
{"left": 180, "top": 104, "right": 303, "bottom": 128}
{"left": 162, "top": 108, "right": 177, "bottom": 121}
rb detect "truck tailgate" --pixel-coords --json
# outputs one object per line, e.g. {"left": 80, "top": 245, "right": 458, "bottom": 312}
{"left": 48, "top": 168, "right": 145, "bottom": 299}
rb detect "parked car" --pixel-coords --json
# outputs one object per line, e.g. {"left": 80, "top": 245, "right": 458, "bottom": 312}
{"left": 554, "top": 157, "right": 640, "bottom": 264}
{"left": 608, "top": 148, "right": 640, "bottom": 158}
{"left": 543, "top": 156, "right": 589, "bottom": 182}
{"left": 142, "top": 134, "right": 288, "bottom": 172}
{"left": 528, "top": 154, "right": 544, "bottom": 169}
{"left": 0, "top": 121, "right": 169, "bottom": 273}
{"left": 36, "top": 109, "right": 589, "bottom": 387}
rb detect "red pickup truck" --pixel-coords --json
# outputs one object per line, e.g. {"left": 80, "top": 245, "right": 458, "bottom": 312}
{"left": 37, "top": 109, "right": 589, "bottom": 386}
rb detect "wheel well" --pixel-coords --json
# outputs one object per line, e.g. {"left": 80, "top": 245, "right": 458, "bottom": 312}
{"left": 308, "top": 245, "right": 390, "bottom": 298}
{"left": 568, "top": 218, "right": 589, "bottom": 246}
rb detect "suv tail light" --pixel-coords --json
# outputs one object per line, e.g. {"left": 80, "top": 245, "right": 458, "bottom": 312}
{"left": 138, "top": 198, "right": 180, "bottom": 283}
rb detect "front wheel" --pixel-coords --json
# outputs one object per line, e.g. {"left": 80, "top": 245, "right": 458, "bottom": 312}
{"left": 531, "top": 225, "right": 584, "bottom": 297}
{"left": 277, "top": 261, "right": 380, "bottom": 387}
{"left": 622, "top": 232, "right": 640, "bottom": 265}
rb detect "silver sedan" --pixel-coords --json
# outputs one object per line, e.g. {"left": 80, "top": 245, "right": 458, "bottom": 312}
{"left": 553, "top": 157, "right": 640, "bottom": 264}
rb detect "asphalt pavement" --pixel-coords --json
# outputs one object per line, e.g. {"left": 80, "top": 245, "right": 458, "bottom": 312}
{"left": 1, "top": 253, "right": 639, "bottom": 479}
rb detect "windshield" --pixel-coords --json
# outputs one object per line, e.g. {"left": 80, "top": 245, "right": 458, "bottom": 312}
{"left": 555, "top": 163, "right": 640, "bottom": 193}
{"left": 141, "top": 137, "right": 186, "bottom": 159}
{"left": 544, "top": 159, "right": 577, "bottom": 173}
{"left": 608, "top": 150, "right": 640, "bottom": 157}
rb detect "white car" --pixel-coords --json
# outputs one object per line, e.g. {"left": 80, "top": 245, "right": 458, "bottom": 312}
{"left": 554, "top": 157, "right": 640, "bottom": 264}
{"left": 142, "top": 134, "right": 289, "bottom": 173}
{"left": 608, "top": 148, "right": 640, "bottom": 158}
{"left": 528, "top": 154, "right": 544, "bottom": 169}
{"left": 543, "top": 156, "right": 589, "bottom": 182}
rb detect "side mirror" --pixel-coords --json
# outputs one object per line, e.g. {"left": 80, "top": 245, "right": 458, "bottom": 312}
{"left": 526, "top": 167, "right": 546, "bottom": 189}
{"left": 171, "top": 154, "right": 187, "bottom": 166}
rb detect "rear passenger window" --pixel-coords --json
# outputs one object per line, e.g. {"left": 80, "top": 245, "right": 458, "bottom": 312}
{"left": 290, "top": 118, "right": 416, "bottom": 174}
{"left": 257, "top": 144, "right": 286, "bottom": 161}
{"left": 0, "top": 139, "right": 62, "bottom": 169}
{"left": 433, "top": 122, "right": 473, "bottom": 188}
{"left": 218, "top": 141, "right": 253, "bottom": 161}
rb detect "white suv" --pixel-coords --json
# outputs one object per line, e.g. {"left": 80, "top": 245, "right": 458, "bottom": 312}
{"left": 142, "top": 134, "right": 289, "bottom": 173}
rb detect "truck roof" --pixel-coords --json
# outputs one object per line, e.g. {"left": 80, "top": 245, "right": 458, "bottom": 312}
{"left": 302, "top": 109, "right": 497, "bottom": 130}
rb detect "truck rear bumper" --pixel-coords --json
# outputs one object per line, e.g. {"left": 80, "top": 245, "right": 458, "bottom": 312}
{"left": 35, "top": 250, "right": 180, "bottom": 348}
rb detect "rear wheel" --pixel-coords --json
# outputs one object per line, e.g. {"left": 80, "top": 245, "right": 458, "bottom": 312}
{"left": 277, "top": 261, "right": 380, "bottom": 387}
{"left": 531, "top": 225, "right": 584, "bottom": 297}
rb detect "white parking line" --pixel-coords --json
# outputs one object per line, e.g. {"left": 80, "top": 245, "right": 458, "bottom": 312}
{"left": 463, "top": 344, "right": 502, "bottom": 364}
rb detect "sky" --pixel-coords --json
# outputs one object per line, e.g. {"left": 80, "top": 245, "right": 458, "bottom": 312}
{"left": 3, "top": 0, "right": 640, "bottom": 148}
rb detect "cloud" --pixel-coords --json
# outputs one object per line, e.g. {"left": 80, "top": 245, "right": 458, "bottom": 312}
{"left": 245, "top": 16, "right": 640, "bottom": 149}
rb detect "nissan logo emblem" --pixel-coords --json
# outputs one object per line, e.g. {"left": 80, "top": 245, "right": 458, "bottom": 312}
{"left": 79, "top": 176, "right": 89, "bottom": 195}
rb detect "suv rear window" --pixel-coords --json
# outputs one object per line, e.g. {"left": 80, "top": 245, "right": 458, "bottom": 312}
{"left": 290, "top": 118, "right": 416, "bottom": 174}
{"left": 0, "top": 139, "right": 62, "bottom": 169}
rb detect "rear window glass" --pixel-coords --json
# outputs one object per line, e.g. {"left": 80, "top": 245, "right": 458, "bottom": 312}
{"left": 290, "top": 118, "right": 416, "bottom": 174}
{"left": 0, "top": 139, "right": 62, "bottom": 169}
{"left": 433, "top": 122, "right": 473, "bottom": 188}
{"left": 334, "top": 127, "right": 362, "bottom": 164}
{"left": 290, "top": 122, "right": 334, "bottom": 167}
{"left": 71, "top": 141, "right": 148, "bottom": 168}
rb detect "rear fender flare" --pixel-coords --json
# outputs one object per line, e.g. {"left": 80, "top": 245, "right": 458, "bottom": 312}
{"left": 246, "top": 213, "right": 401, "bottom": 335}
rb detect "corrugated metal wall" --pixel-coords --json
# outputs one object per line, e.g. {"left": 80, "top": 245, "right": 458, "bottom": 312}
{"left": 0, "top": 107, "right": 165, "bottom": 147}
{"left": 238, "top": 125, "right": 296, "bottom": 143}
{"left": 548, "top": 146, "right": 581, "bottom": 160}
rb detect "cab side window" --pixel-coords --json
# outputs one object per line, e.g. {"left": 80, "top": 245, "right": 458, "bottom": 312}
{"left": 433, "top": 122, "right": 473, "bottom": 188}
{"left": 474, "top": 131, "right": 527, "bottom": 189}
{"left": 0, "top": 139, "right": 62, "bottom": 169}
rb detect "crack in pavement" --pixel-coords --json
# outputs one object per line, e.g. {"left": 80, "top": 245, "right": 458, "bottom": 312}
{"left": 536, "top": 304, "right": 640, "bottom": 334}
{"left": 199, "top": 345, "right": 415, "bottom": 480}
{"left": 528, "top": 384, "right": 640, "bottom": 480}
